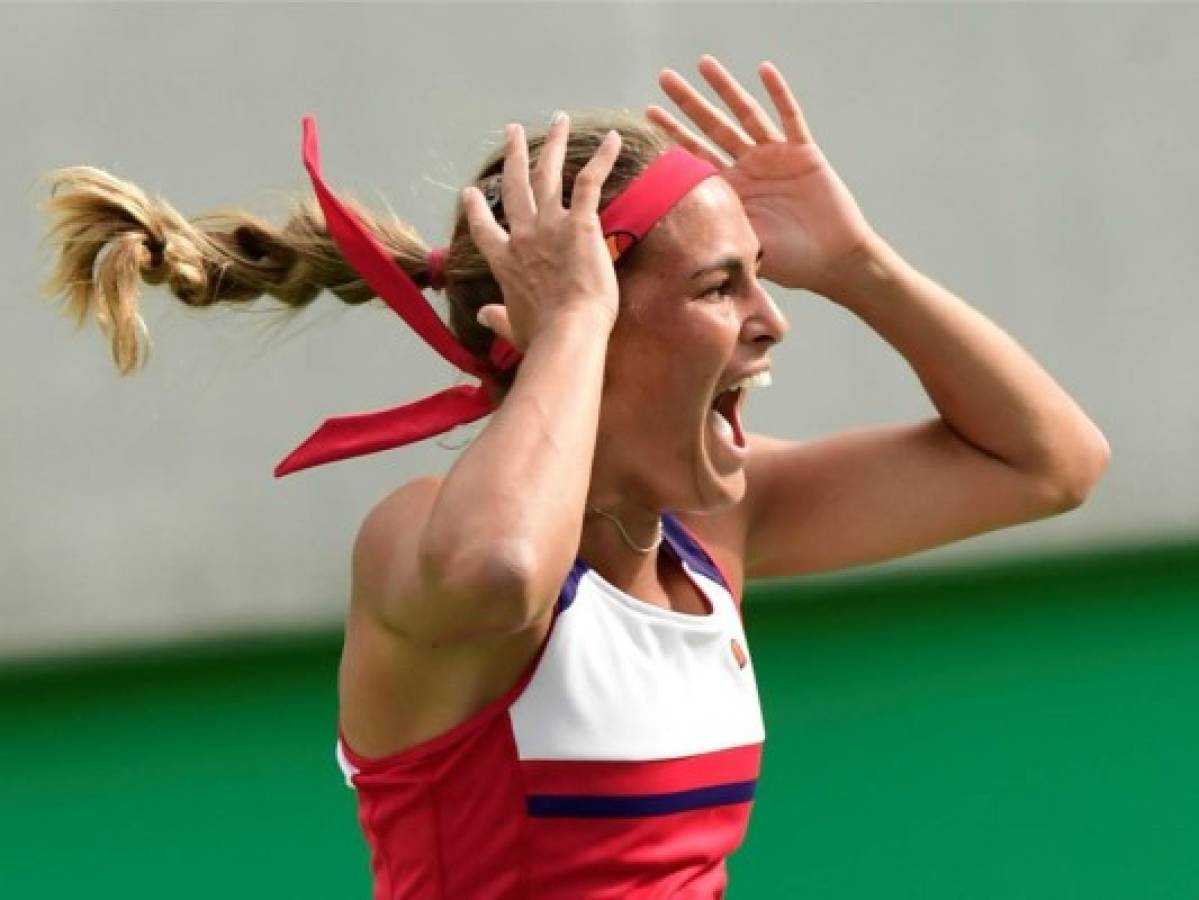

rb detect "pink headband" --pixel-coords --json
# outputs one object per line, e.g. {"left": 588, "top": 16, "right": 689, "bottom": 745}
{"left": 273, "top": 115, "right": 719, "bottom": 478}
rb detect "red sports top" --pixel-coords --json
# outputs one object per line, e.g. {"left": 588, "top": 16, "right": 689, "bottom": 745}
{"left": 335, "top": 512, "right": 766, "bottom": 898}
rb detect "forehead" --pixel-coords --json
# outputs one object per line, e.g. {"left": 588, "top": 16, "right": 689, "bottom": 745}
{"left": 631, "top": 177, "right": 756, "bottom": 277}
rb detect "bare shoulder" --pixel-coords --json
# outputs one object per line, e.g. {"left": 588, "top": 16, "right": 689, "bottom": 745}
{"left": 350, "top": 473, "right": 444, "bottom": 626}
{"left": 340, "top": 474, "right": 551, "bottom": 759}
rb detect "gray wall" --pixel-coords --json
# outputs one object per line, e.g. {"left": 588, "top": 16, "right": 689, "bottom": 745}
{"left": 4, "top": 2, "right": 1194, "bottom": 661}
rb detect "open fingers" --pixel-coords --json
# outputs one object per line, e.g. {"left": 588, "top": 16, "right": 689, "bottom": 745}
{"left": 695, "top": 54, "right": 786, "bottom": 145}
{"left": 569, "top": 129, "right": 621, "bottom": 218}
{"left": 656, "top": 67, "right": 755, "bottom": 160}
{"left": 756, "top": 60, "right": 814, "bottom": 144}
{"left": 460, "top": 184, "right": 508, "bottom": 261}
{"left": 501, "top": 123, "right": 537, "bottom": 225}
{"left": 645, "top": 104, "right": 731, "bottom": 169}
{"left": 533, "top": 112, "right": 569, "bottom": 210}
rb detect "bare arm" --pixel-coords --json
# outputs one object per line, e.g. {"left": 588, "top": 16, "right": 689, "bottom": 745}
{"left": 817, "top": 234, "right": 1110, "bottom": 490}
{"left": 743, "top": 235, "right": 1110, "bottom": 580}
{"left": 417, "top": 307, "right": 614, "bottom": 639}
{"left": 414, "top": 117, "right": 622, "bottom": 641}
{"left": 643, "top": 56, "right": 1108, "bottom": 580}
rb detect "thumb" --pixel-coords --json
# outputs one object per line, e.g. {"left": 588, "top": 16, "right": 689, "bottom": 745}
{"left": 476, "top": 304, "right": 517, "bottom": 348}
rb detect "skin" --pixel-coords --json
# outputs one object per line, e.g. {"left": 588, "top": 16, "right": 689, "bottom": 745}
{"left": 339, "top": 133, "right": 780, "bottom": 758}
{"left": 338, "top": 190, "right": 775, "bottom": 759}
{"left": 578, "top": 176, "right": 787, "bottom": 602}
{"left": 340, "top": 54, "right": 1110, "bottom": 759}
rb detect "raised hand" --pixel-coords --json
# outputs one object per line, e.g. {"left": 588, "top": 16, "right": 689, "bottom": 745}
{"left": 463, "top": 115, "right": 622, "bottom": 352}
{"left": 648, "top": 55, "right": 878, "bottom": 296}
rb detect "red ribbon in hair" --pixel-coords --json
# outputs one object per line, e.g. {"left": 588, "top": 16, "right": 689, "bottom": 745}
{"left": 274, "top": 116, "right": 718, "bottom": 478}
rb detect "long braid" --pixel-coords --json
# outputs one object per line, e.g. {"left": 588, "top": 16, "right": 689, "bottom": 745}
{"left": 36, "top": 111, "right": 672, "bottom": 393}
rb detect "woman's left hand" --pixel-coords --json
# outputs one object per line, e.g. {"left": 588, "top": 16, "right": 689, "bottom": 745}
{"left": 648, "top": 55, "right": 878, "bottom": 296}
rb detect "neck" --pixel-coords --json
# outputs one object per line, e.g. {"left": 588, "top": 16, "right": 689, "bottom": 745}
{"left": 580, "top": 496, "right": 667, "bottom": 592}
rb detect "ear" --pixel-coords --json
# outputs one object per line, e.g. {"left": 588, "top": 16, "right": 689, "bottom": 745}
{"left": 476, "top": 304, "right": 516, "bottom": 348}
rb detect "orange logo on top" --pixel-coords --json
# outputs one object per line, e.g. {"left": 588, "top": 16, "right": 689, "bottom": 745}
{"left": 730, "top": 638, "right": 747, "bottom": 669}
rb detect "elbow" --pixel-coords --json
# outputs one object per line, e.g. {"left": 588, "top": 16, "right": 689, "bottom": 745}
{"left": 416, "top": 541, "right": 539, "bottom": 643}
{"left": 1049, "top": 425, "right": 1112, "bottom": 510}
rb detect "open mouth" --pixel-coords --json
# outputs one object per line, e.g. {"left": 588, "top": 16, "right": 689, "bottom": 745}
{"left": 710, "top": 386, "right": 746, "bottom": 449}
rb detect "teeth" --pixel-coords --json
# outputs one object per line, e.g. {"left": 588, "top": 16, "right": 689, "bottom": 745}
{"left": 710, "top": 408, "right": 735, "bottom": 439}
{"left": 728, "top": 370, "right": 773, "bottom": 393}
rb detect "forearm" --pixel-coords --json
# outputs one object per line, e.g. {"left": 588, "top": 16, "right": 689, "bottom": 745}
{"left": 420, "top": 306, "right": 613, "bottom": 610}
{"left": 818, "top": 234, "right": 1110, "bottom": 490}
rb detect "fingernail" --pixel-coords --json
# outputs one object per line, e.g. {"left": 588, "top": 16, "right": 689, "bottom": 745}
{"left": 550, "top": 109, "right": 566, "bottom": 126}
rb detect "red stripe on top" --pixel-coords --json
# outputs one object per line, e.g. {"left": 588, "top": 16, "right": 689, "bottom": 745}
{"left": 524, "top": 802, "right": 750, "bottom": 897}
{"left": 520, "top": 742, "right": 761, "bottom": 796}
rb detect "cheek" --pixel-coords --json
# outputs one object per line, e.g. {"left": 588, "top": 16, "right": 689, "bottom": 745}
{"left": 604, "top": 311, "right": 725, "bottom": 418}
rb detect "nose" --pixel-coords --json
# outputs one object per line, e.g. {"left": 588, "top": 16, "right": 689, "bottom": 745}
{"left": 742, "top": 279, "right": 789, "bottom": 347}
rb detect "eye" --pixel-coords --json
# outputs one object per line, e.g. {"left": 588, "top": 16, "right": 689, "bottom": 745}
{"left": 701, "top": 280, "right": 734, "bottom": 300}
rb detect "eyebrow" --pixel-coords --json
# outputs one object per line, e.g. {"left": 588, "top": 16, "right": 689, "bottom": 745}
{"left": 689, "top": 246, "right": 765, "bottom": 280}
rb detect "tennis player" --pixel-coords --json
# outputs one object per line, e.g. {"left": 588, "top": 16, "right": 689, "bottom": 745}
{"left": 39, "top": 55, "right": 1108, "bottom": 898}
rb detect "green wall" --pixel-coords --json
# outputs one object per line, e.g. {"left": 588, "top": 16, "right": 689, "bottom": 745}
{"left": 3, "top": 538, "right": 1196, "bottom": 898}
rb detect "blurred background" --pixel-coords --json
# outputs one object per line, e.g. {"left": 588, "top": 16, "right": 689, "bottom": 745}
{"left": 2, "top": 2, "right": 1195, "bottom": 897}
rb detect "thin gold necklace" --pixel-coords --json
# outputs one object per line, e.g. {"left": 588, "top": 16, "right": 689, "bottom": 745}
{"left": 586, "top": 504, "right": 663, "bottom": 555}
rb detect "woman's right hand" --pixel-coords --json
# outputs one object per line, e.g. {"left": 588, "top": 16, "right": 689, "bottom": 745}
{"left": 463, "top": 114, "right": 622, "bottom": 352}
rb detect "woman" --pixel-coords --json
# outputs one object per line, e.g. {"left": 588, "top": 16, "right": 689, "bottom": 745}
{"left": 39, "top": 56, "right": 1109, "bottom": 898}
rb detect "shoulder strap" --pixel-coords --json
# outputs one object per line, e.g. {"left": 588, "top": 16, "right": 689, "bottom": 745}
{"left": 661, "top": 512, "right": 734, "bottom": 598}
{"left": 553, "top": 558, "right": 589, "bottom": 616}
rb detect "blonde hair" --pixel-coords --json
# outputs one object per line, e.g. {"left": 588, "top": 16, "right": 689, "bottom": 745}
{"left": 37, "top": 110, "right": 672, "bottom": 403}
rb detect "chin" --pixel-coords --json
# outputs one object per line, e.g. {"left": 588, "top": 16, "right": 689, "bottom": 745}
{"left": 683, "top": 449, "right": 747, "bottom": 514}
{"left": 619, "top": 409, "right": 750, "bottom": 514}
{"left": 705, "top": 471, "right": 747, "bottom": 511}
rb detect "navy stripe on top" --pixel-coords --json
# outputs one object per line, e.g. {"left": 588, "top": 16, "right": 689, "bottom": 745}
{"left": 556, "top": 511, "right": 729, "bottom": 617}
{"left": 553, "top": 558, "right": 589, "bottom": 616}
{"left": 527, "top": 779, "right": 757, "bottom": 818}
{"left": 661, "top": 511, "right": 728, "bottom": 591}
